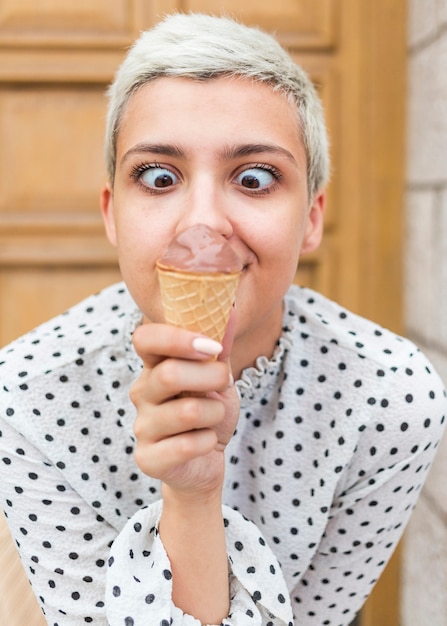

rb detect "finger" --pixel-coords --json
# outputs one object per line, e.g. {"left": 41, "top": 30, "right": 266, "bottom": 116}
{"left": 135, "top": 428, "right": 218, "bottom": 479}
{"left": 133, "top": 395, "right": 225, "bottom": 443}
{"left": 132, "top": 358, "right": 231, "bottom": 405}
{"left": 133, "top": 323, "right": 223, "bottom": 368}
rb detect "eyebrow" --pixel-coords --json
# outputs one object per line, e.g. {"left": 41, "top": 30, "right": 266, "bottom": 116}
{"left": 120, "top": 141, "right": 298, "bottom": 166}
{"left": 121, "top": 143, "right": 185, "bottom": 166}
{"left": 220, "top": 143, "right": 297, "bottom": 164}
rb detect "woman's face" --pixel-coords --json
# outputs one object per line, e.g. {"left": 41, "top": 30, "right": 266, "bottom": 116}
{"left": 101, "top": 76, "right": 325, "bottom": 364}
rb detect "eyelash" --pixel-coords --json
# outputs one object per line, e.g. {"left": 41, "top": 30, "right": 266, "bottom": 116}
{"left": 250, "top": 163, "right": 282, "bottom": 179}
{"left": 231, "top": 163, "right": 283, "bottom": 197}
{"left": 130, "top": 161, "right": 163, "bottom": 182}
{"left": 129, "top": 161, "right": 181, "bottom": 195}
{"left": 129, "top": 161, "right": 283, "bottom": 194}
{"left": 130, "top": 161, "right": 160, "bottom": 176}
{"left": 246, "top": 163, "right": 283, "bottom": 193}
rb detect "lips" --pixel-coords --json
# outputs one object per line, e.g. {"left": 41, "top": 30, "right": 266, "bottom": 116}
{"left": 226, "top": 239, "right": 255, "bottom": 274}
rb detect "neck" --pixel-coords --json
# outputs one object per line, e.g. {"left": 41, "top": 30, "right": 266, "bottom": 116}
{"left": 230, "top": 304, "right": 283, "bottom": 381}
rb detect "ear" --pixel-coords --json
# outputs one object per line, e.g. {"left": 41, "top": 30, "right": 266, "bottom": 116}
{"left": 100, "top": 183, "right": 118, "bottom": 247}
{"left": 300, "top": 189, "right": 326, "bottom": 256}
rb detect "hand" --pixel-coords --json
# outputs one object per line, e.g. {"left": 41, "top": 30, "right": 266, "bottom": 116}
{"left": 130, "top": 316, "right": 239, "bottom": 496}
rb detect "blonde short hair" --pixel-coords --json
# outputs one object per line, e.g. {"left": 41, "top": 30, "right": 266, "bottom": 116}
{"left": 105, "top": 13, "right": 330, "bottom": 199}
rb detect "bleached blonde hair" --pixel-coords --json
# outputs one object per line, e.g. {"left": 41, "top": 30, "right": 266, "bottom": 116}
{"left": 105, "top": 13, "right": 330, "bottom": 200}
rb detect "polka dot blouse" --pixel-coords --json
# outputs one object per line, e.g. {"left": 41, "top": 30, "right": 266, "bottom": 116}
{"left": 0, "top": 282, "right": 446, "bottom": 626}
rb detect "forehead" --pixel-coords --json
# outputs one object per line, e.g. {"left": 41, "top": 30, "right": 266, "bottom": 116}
{"left": 116, "top": 76, "right": 305, "bottom": 161}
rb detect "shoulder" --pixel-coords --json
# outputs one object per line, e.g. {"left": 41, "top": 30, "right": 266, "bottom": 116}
{"left": 284, "top": 285, "right": 447, "bottom": 419}
{"left": 0, "top": 281, "right": 141, "bottom": 393}
{"left": 285, "top": 284, "right": 430, "bottom": 370}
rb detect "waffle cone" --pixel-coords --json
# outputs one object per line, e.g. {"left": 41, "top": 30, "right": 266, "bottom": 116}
{"left": 156, "top": 263, "right": 240, "bottom": 343}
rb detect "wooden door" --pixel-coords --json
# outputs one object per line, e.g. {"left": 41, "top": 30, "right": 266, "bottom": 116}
{"left": 0, "top": 1, "right": 406, "bottom": 625}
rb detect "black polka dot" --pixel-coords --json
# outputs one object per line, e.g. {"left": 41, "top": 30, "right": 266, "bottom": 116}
{"left": 0, "top": 281, "right": 444, "bottom": 626}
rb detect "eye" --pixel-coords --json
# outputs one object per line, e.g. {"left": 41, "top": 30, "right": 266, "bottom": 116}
{"left": 135, "top": 164, "right": 180, "bottom": 190}
{"left": 234, "top": 166, "right": 278, "bottom": 191}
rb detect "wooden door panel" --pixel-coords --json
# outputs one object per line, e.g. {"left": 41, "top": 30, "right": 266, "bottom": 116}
{"left": 292, "top": 55, "right": 340, "bottom": 229}
{"left": 0, "top": 223, "right": 116, "bottom": 266}
{"left": 0, "top": 0, "right": 178, "bottom": 48}
{"left": 182, "top": 0, "right": 336, "bottom": 47}
{"left": 0, "top": 0, "right": 132, "bottom": 45}
{"left": 0, "top": 266, "right": 121, "bottom": 345}
{"left": 0, "top": 87, "right": 106, "bottom": 214}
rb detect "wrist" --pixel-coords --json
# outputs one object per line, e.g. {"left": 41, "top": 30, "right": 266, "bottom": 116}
{"left": 159, "top": 480, "right": 230, "bottom": 624}
{"left": 162, "top": 479, "right": 223, "bottom": 511}
{"left": 161, "top": 450, "right": 226, "bottom": 505}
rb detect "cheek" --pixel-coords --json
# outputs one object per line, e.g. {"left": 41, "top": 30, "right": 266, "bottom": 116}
{"left": 113, "top": 225, "right": 161, "bottom": 308}
{"left": 114, "top": 209, "right": 160, "bottom": 266}
{"left": 263, "top": 225, "right": 304, "bottom": 292}
{"left": 261, "top": 219, "right": 302, "bottom": 269}
{"left": 118, "top": 252, "right": 165, "bottom": 322}
{"left": 115, "top": 232, "right": 146, "bottom": 276}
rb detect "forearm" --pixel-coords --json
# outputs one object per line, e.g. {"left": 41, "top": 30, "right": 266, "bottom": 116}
{"left": 159, "top": 483, "right": 229, "bottom": 625}
{"left": 106, "top": 499, "right": 294, "bottom": 625}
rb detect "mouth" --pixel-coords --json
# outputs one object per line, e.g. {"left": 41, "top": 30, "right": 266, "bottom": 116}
{"left": 237, "top": 250, "right": 255, "bottom": 275}
{"left": 240, "top": 261, "right": 251, "bottom": 275}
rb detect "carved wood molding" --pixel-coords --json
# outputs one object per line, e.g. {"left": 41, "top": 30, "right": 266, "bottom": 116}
{"left": 0, "top": 213, "right": 117, "bottom": 266}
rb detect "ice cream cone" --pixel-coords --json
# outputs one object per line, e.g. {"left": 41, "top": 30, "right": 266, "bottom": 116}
{"left": 156, "top": 264, "right": 240, "bottom": 344}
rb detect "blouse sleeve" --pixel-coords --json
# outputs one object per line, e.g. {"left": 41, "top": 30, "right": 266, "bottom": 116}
{"left": 0, "top": 415, "right": 293, "bottom": 626}
{"left": 106, "top": 502, "right": 294, "bottom": 626}
{"left": 289, "top": 349, "right": 447, "bottom": 625}
{"left": 0, "top": 417, "right": 117, "bottom": 625}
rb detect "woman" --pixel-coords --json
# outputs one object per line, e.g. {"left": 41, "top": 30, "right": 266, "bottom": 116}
{"left": 1, "top": 13, "right": 445, "bottom": 626}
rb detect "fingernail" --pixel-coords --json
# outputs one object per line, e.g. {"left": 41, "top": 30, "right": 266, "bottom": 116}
{"left": 192, "top": 336, "right": 223, "bottom": 356}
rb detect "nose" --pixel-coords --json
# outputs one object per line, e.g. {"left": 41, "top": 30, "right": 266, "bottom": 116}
{"left": 176, "top": 173, "right": 234, "bottom": 238}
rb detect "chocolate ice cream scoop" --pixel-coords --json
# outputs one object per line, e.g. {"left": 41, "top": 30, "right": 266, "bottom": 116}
{"left": 156, "top": 224, "right": 242, "bottom": 343}
{"left": 157, "top": 224, "right": 243, "bottom": 274}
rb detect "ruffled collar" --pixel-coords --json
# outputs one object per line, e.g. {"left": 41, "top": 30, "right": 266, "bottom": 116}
{"left": 236, "top": 292, "right": 299, "bottom": 405}
{"left": 124, "top": 287, "right": 301, "bottom": 404}
{"left": 123, "top": 306, "right": 145, "bottom": 373}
